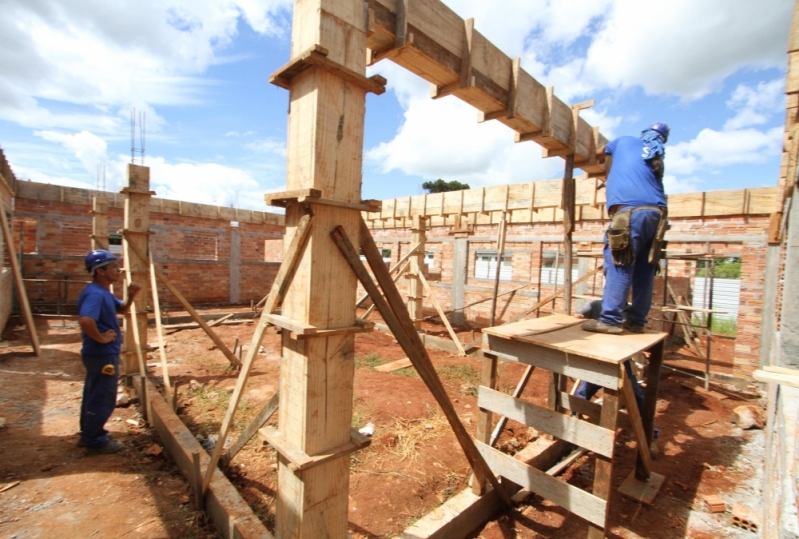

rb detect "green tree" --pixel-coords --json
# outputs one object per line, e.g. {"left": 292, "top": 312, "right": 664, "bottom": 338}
{"left": 697, "top": 257, "right": 741, "bottom": 279}
{"left": 422, "top": 179, "right": 470, "bottom": 193}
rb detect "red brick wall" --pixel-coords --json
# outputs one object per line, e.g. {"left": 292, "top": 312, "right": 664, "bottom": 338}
{"left": 13, "top": 191, "right": 285, "bottom": 311}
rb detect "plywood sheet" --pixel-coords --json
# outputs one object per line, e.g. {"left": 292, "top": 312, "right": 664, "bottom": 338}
{"left": 483, "top": 313, "right": 583, "bottom": 339}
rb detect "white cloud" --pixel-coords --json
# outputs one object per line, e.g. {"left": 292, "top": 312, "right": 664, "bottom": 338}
{"left": 0, "top": 0, "right": 292, "bottom": 132}
{"left": 245, "top": 138, "right": 287, "bottom": 156}
{"left": 584, "top": 0, "right": 791, "bottom": 99}
{"left": 34, "top": 130, "right": 109, "bottom": 176}
{"left": 724, "top": 79, "right": 785, "bottom": 130}
{"left": 663, "top": 174, "right": 700, "bottom": 195}
{"left": 667, "top": 127, "right": 783, "bottom": 175}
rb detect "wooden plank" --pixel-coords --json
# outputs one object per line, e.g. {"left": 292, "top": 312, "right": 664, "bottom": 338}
{"left": 143, "top": 378, "right": 272, "bottom": 539}
{"left": 331, "top": 220, "right": 512, "bottom": 507}
{"left": 408, "top": 217, "right": 426, "bottom": 330}
{"left": 203, "top": 213, "right": 313, "bottom": 493}
{"left": 471, "top": 352, "right": 498, "bottom": 495}
{"left": 259, "top": 426, "right": 314, "bottom": 470}
{"left": 0, "top": 204, "right": 40, "bottom": 356}
{"left": 418, "top": 271, "right": 466, "bottom": 356}
{"left": 263, "top": 313, "right": 318, "bottom": 335}
{"left": 619, "top": 371, "right": 652, "bottom": 478}
{"left": 222, "top": 391, "right": 280, "bottom": 467}
{"left": 618, "top": 470, "right": 665, "bottom": 506}
{"left": 375, "top": 357, "right": 413, "bottom": 372}
{"left": 475, "top": 441, "right": 606, "bottom": 528}
{"left": 483, "top": 313, "right": 582, "bottom": 339}
{"left": 91, "top": 196, "right": 109, "bottom": 250}
{"left": 586, "top": 388, "right": 619, "bottom": 539}
{"left": 149, "top": 254, "right": 171, "bottom": 398}
{"left": 754, "top": 370, "right": 799, "bottom": 389}
{"left": 291, "top": 323, "right": 372, "bottom": 340}
{"left": 149, "top": 260, "right": 241, "bottom": 367}
{"left": 121, "top": 165, "right": 151, "bottom": 378}
{"left": 478, "top": 386, "right": 614, "bottom": 457}
{"left": 482, "top": 333, "right": 621, "bottom": 389}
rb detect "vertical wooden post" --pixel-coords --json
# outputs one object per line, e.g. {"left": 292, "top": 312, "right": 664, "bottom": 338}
{"left": 275, "top": 2, "right": 369, "bottom": 537}
{"left": 408, "top": 215, "right": 426, "bottom": 330}
{"left": 587, "top": 388, "right": 619, "bottom": 539}
{"left": 471, "top": 353, "right": 498, "bottom": 495}
{"left": 489, "top": 211, "right": 507, "bottom": 326}
{"left": 0, "top": 206, "right": 40, "bottom": 356}
{"left": 91, "top": 196, "right": 109, "bottom": 250}
{"left": 122, "top": 165, "right": 151, "bottom": 382}
{"left": 561, "top": 156, "right": 575, "bottom": 315}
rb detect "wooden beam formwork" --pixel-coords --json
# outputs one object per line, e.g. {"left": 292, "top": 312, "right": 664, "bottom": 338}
{"left": 362, "top": 184, "right": 784, "bottom": 228}
{"left": 364, "top": 0, "right": 608, "bottom": 174}
{"left": 91, "top": 196, "right": 109, "bottom": 250}
{"left": 122, "top": 165, "right": 151, "bottom": 381}
{"left": 408, "top": 215, "right": 426, "bottom": 330}
{"left": 271, "top": 2, "right": 376, "bottom": 537}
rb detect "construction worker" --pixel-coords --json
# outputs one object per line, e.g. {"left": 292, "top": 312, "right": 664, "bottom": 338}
{"left": 582, "top": 122, "right": 670, "bottom": 335}
{"left": 77, "top": 250, "right": 140, "bottom": 454}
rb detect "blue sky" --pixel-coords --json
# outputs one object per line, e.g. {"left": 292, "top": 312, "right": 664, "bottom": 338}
{"left": 0, "top": 0, "right": 792, "bottom": 211}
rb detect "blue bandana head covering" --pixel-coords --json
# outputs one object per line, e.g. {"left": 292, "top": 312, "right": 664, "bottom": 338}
{"left": 640, "top": 129, "right": 665, "bottom": 160}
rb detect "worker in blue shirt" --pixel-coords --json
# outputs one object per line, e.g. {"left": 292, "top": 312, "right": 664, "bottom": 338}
{"left": 77, "top": 250, "right": 141, "bottom": 454}
{"left": 582, "top": 122, "right": 670, "bottom": 334}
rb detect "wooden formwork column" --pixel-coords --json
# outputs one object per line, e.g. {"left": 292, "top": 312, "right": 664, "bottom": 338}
{"left": 122, "top": 165, "right": 150, "bottom": 381}
{"left": 408, "top": 215, "right": 426, "bottom": 330}
{"left": 275, "top": 2, "right": 369, "bottom": 537}
{"left": 91, "top": 196, "right": 109, "bottom": 250}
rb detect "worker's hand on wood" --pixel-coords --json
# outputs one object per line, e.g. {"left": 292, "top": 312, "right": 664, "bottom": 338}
{"left": 128, "top": 282, "right": 142, "bottom": 298}
{"left": 574, "top": 313, "right": 585, "bottom": 319}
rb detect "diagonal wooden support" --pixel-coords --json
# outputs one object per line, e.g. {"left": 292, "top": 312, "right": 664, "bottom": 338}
{"left": 618, "top": 367, "right": 652, "bottom": 479}
{"left": 203, "top": 212, "right": 313, "bottom": 494}
{"left": 149, "top": 252, "right": 172, "bottom": 402}
{"left": 417, "top": 270, "right": 466, "bottom": 356}
{"left": 123, "top": 233, "right": 241, "bottom": 368}
{"left": 0, "top": 205, "right": 40, "bottom": 356}
{"left": 221, "top": 390, "right": 279, "bottom": 467}
{"left": 356, "top": 240, "right": 422, "bottom": 308}
{"left": 331, "top": 220, "right": 512, "bottom": 508}
{"left": 362, "top": 258, "right": 411, "bottom": 319}
{"left": 489, "top": 365, "right": 535, "bottom": 447}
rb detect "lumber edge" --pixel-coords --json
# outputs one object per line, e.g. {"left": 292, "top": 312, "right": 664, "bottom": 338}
{"left": 139, "top": 377, "right": 273, "bottom": 539}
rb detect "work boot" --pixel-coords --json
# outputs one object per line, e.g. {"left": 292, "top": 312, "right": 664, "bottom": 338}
{"left": 77, "top": 433, "right": 112, "bottom": 448}
{"left": 86, "top": 440, "right": 124, "bottom": 455}
{"left": 581, "top": 320, "right": 623, "bottom": 334}
{"left": 623, "top": 321, "right": 645, "bottom": 333}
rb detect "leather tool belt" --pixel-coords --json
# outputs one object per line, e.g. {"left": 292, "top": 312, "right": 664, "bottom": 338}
{"left": 607, "top": 205, "right": 667, "bottom": 266}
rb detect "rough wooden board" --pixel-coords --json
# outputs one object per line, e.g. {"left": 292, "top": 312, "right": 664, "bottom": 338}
{"left": 142, "top": 378, "right": 272, "bottom": 539}
{"left": 375, "top": 357, "right": 413, "bottom": 372}
{"left": 475, "top": 441, "right": 607, "bottom": 528}
{"left": 754, "top": 370, "right": 799, "bottom": 389}
{"left": 482, "top": 314, "right": 583, "bottom": 339}
{"left": 478, "top": 386, "right": 614, "bottom": 457}
{"left": 263, "top": 313, "right": 317, "bottom": 335}
{"left": 494, "top": 323, "right": 667, "bottom": 364}
{"left": 618, "top": 470, "right": 665, "bottom": 506}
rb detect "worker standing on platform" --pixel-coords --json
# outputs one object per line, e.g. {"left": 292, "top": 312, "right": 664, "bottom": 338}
{"left": 77, "top": 250, "right": 140, "bottom": 454}
{"left": 582, "top": 122, "right": 670, "bottom": 335}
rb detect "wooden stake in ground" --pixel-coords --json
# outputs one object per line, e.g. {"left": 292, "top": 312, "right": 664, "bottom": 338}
{"left": 0, "top": 204, "right": 40, "bottom": 356}
{"left": 149, "top": 253, "right": 171, "bottom": 399}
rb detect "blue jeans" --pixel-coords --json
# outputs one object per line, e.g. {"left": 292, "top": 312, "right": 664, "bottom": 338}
{"left": 80, "top": 353, "right": 119, "bottom": 448}
{"left": 575, "top": 361, "right": 645, "bottom": 412}
{"left": 600, "top": 208, "right": 662, "bottom": 327}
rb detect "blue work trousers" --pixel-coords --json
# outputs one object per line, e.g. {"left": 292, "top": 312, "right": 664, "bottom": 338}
{"left": 79, "top": 353, "right": 119, "bottom": 448}
{"left": 600, "top": 208, "right": 662, "bottom": 327}
{"left": 575, "top": 361, "right": 645, "bottom": 412}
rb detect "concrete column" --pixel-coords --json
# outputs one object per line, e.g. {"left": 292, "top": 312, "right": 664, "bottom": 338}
{"left": 91, "top": 196, "right": 109, "bottom": 250}
{"left": 760, "top": 243, "right": 781, "bottom": 366}
{"left": 229, "top": 225, "right": 241, "bottom": 304}
{"left": 778, "top": 184, "right": 799, "bottom": 368}
{"left": 451, "top": 235, "right": 468, "bottom": 325}
{"left": 575, "top": 256, "right": 590, "bottom": 312}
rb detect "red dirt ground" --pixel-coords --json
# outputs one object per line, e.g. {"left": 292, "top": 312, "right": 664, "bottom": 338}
{"left": 0, "top": 310, "right": 763, "bottom": 538}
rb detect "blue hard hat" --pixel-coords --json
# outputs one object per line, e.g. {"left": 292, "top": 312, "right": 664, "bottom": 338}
{"left": 646, "top": 122, "right": 670, "bottom": 143}
{"left": 85, "top": 249, "right": 119, "bottom": 274}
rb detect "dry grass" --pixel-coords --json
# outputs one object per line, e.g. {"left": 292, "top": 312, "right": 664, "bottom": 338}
{"left": 389, "top": 406, "right": 449, "bottom": 462}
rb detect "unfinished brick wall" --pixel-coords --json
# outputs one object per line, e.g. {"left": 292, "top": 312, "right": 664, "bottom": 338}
{"left": 12, "top": 182, "right": 285, "bottom": 312}
{"left": 363, "top": 212, "right": 772, "bottom": 379}
{"left": 0, "top": 157, "right": 14, "bottom": 333}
